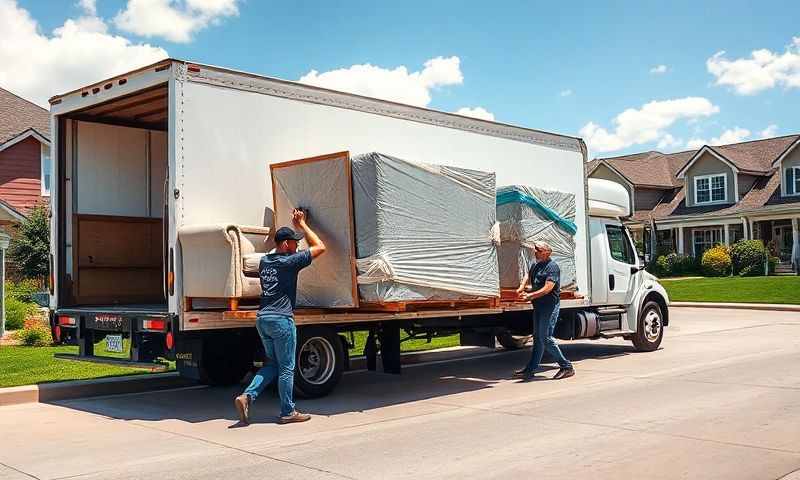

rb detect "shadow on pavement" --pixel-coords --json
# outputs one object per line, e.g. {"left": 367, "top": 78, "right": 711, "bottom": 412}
{"left": 51, "top": 342, "right": 634, "bottom": 424}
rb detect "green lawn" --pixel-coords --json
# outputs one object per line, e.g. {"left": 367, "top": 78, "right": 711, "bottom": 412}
{"left": 661, "top": 276, "right": 800, "bottom": 304}
{"left": 0, "top": 341, "right": 162, "bottom": 388}
{"left": 346, "top": 330, "right": 461, "bottom": 357}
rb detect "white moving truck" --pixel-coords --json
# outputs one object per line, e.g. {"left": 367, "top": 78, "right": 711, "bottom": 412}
{"left": 48, "top": 60, "right": 669, "bottom": 396}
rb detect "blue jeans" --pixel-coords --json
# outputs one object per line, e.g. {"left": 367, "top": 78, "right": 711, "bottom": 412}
{"left": 242, "top": 314, "right": 296, "bottom": 417}
{"left": 525, "top": 302, "right": 572, "bottom": 372}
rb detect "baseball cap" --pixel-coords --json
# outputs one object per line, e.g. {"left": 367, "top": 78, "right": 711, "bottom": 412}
{"left": 274, "top": 226, "right": 304, "bottom": 243}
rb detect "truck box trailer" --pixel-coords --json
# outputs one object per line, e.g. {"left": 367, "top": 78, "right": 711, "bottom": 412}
{"left": 48, "top": 59, "right": 669, "bottom": 396}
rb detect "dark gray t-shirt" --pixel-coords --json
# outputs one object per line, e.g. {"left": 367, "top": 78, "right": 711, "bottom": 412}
{"left": 528, "top": 258, "right": 560, "bottom": 306}
{"left": 258, "top": 250, "right": 312, "bottom": 317}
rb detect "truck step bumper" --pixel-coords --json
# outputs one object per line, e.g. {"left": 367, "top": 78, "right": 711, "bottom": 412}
{"left": 54, "top": 353, "right": 170, "bottom": 372}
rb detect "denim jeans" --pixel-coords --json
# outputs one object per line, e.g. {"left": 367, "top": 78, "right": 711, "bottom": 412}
{"left": 242, "top": 314, "right": 296, "bottom": 417}
{"left": 525, "top": 302, "right": 572, "bottom": 372}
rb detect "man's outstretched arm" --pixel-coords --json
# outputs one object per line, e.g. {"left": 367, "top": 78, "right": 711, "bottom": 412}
{"left": 293, "top": 208, "right": 326, "bottom": 258}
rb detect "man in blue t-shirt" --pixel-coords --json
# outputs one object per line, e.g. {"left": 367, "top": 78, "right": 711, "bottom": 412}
{"left": 514, "top": 241, "right": 574, "bottom": 381}
{"left": 234, "top": 208, "right": 326, "bottom": 425}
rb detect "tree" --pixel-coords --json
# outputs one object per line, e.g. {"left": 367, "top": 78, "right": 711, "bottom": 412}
{"left": 9, "top": 204, "right": 50, "bottom": 285}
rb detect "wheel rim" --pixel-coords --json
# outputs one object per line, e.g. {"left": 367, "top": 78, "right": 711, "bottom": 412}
{"left": 298, "top": 336, "right": 336, "bottom": 385}
{"left": 643, "top": 308, "right": 662, "bottom": 342}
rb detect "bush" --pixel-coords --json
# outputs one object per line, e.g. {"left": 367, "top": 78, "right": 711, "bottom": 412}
{"left": 730, "top": 240, "right": 767, "bottom": 276}
{"left": 8, "top": 204, "right": 50, "bottom": 285}
{"left": 17, "top": 317, "right": 52, "bottom": 346}
{"left": 702, "top": 245, "right": 732, "bottom": 276}
{"left": 6, "top": 279, "right": 39, "bottom": 303}
{"left": 5, "top": 297, "right": 38, "bottom": 330}
{"left": 768, "top": 256, "right": 779, "bottom": 275}
{"left": 651, "top": 252, "right": 698, "bottom": 277}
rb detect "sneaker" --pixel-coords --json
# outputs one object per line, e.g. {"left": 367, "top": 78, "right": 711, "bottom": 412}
{"left": 553, "top": 368, "right": 575, "bottom": 380}
{"left": 234, "top": 394, "right": 250, "bottom": 425}
{"left": 513, "top": 368, "right": 531, "bottom": 377}
{"left": 278, "top": 410, "right": 311, "bottom": 424}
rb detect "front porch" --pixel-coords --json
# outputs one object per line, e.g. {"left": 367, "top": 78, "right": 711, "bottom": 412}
{"left": 630, "top": 215, "right": 800, "bottom": 274}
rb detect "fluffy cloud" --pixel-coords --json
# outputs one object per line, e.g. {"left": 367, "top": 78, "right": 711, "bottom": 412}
{"left": 455, "top": 107, "right": 495, "bottom": 121}
{"left": 579, "top": 97, "right": 719, "bottom": 154}
{"left": 656, "top": 133, "right": 682, "bottom": 150}
{"left": 560, "top": 89, "right": 572, "bottom": 97}
{"left": 299, "top": 56, "right": 463, "bottom": 107}
{"left": 0, "top": 0, "right": 167, "bottom": 107}
{"left": 649, "top": 65, "right": 668, "bottom": 75}
{"left": 686, "top": 127, "right": 751, "bottom": 149}
{"left": 707, "top": 37, "right": 800, "bottom": 95}
{"left": 114, "top": 0, "right": 239, "bottom": 43}
{"left": 760, "top": 124, "right": 778, "bottom": 138}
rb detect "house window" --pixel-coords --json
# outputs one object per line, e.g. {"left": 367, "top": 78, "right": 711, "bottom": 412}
{"left": 693, "top": 228, "right": 722, "bottom": 257}
{"left": 786, "top": 167, "right": 800, "bottom": 196}
{"left": 694, "top": 174, "right": 726, "bottom": 204}
{"left": 41, "top": 144, "right": 52, "bottom": 197}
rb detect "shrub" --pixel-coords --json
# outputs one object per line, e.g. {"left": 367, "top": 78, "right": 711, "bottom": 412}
{"left": 5, "top": 297, "right": 38, "bottom": 330}
{"left": 5, "top": 279, "right": 39, "bottom": 303}
{"left": 730, "top": 240, "right": 767, "bottom": 276}
{"left": 8, "top": 204, "right": 50, "bottom": 285}
{"left": 702, "top": 245, "right": 732, "bottom": 276}
{"left": 653, "top": 255, "right": 671, "bottom": 276}
{"left": 17, "top": 317, "right": 52, "bottom": 346}
{"left": 768, "top": 256, "right": 779, "bottom": 275}
{"left": 651, "top": 252, "right": 697, "bottom": 277}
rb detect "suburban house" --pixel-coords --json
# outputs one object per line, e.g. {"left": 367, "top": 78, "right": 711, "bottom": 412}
{"left": 0, "top": 87, "right": 51, "bottom": 228}
{"left": 587, "top": 135, "right": 800, "bottom": 273}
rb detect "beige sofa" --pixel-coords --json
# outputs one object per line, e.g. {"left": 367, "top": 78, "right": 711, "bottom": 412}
{"left": 178, "top": 224, "right": 271, "bottom": 310}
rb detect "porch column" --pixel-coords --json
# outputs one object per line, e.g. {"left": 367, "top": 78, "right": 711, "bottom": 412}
{"left": 742, "top": 217, "right": 749, "bottom": 240}
{"left": 677, "top": 226, "right": 685, "bottom": 254}
{"left": 724, "top": 223, "right": 730, "bottom": 246}
{"left": 793, "top": 217, "right": 799, "bottom": 272}
{"left": 749, "top": 219, "right": 756, "bottom": 240}
{"left": 0, "top": 232, "right": 9, "bottom": 339}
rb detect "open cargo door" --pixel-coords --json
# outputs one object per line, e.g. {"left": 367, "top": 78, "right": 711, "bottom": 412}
{"left": 270, "top": 152, "right": 359, "bottom": 308}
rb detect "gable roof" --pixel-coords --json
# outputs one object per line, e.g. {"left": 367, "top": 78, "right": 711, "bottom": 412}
{"left": 0, "top": 87, "right": 50, "bottom": 146}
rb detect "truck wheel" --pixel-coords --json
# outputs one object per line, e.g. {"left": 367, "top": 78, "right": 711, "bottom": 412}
{"left": 631, "top": 301, "right": 664, "bottom": 352}
{"left": 294, "top": 326, "right": 345, "bottom": 398}
{"left": 199, "top": 333, "right": 252, "bottom": 386}
{"left": 496, "top": 332, "right": 530, "bottom": 350}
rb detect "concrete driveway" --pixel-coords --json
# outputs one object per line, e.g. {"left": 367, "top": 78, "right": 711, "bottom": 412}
{"left": 1, "top": 307, "right": 799, "bottom": 480}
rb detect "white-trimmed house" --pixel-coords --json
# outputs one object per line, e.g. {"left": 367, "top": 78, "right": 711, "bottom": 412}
{"left": 587, "top": 135, "right": 800, "bottom": 273}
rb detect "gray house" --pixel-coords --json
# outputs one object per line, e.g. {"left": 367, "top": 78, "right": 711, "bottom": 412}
{"left": 587, "top": 135, "right": 800, "bottom": 273}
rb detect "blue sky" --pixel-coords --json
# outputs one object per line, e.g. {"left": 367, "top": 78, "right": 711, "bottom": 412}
{"left": 4, "top": 0, "right": 799, "bottom": 158}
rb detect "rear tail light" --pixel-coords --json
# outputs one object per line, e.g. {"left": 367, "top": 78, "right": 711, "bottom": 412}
{"left": 165, "top": 331, "right": 174, "bottom": 350}
{"left": 54, "top": 325, "right": 61, "bottom": 342}
{"left": 57, "top": 316, "right": 76, "bottom": 326}
{"left": 49, "top": 254, "right": 54, "bottom": 295}
{"left": 142, "top": 319, "right": 167, "bottom": 331}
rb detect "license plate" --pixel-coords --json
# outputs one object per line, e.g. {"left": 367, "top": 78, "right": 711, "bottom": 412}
{"left": 106, "top": 334, "right": 123, "bottom": 353}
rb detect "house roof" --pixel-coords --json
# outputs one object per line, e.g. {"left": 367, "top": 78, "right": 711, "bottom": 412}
{"left": 591, "top": 134, "right": 800, "bottom": 223}
{"left": 0, "top": 87, "right": 50, "bottom": 146}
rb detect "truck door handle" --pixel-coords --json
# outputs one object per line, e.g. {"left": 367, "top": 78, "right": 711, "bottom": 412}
{"left": 608, "top": 274, "right": 615, "bottom": 290}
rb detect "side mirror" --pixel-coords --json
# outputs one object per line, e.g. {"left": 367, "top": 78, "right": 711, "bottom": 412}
{"left": 630, "top": 264, "right": 646, "bottom": 275}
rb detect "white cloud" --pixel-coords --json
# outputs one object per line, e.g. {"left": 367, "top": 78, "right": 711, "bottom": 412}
{"left": 299, "top": 56, "right": 463, "bottom": 107}
{"left": 760, "top": 124, "right": 778, "bottom": 138}
{"left": 560, "top": 89, "right": 572, "bottom": 97}
{"left": 78, "top": 0, "right": 97, "bottom": 15}
{"left": 656, "top": 133, "right": 682, "bottom": 150}
{"left": 578, "top": 97, "right": 719, "bottom": 154}
{"left": 649, "top": 64, "right": 668, "bottom": 75}
{"left": 114, "top": 0, "right": 239, "bottom": 43}
{"left": 707, "top": 37, "right": 800, "bottom": 95}
{"left": 455, "top": 107, "right": 495, "bottom": 121}
{"left": 0, "top": 0, "right": 167, "bottom": 107}
{"left": 685, "top": 127, "right": 752, "bottom": 149}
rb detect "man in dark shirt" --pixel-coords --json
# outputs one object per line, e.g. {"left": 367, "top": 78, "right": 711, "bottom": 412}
{"left": 234, "top": 208, "right": 326, "bottom": 425}
{"left": 514, "top": 241, "right": 574, "bottom": 380}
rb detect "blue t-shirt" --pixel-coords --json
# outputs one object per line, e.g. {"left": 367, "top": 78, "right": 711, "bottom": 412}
{"left": 528, "top": 258, "right": 560, "bottom": 306}
{"left": 258, "top": 250, "right": 313, "bottom": 317}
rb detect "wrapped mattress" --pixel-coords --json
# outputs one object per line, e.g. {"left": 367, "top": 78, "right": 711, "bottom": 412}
{"left": 352, "top": 152, "right": 500, "bottom": 303}
{"left": 496, "top": 185, "right": 577, "bottom": 291}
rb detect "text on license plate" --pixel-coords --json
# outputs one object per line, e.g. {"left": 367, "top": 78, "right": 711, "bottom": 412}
{"left": 106, "top": 334, "right": 123, "bottom": 353}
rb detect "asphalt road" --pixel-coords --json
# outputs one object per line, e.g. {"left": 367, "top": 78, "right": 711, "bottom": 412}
{"left": 2, "top": 307, "right": 799, "bottom": 480}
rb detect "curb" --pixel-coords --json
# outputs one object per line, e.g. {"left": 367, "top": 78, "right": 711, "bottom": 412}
{"left": 671, "top": 302, "right": 800, "bottom": 312}
{"left": 1, "top": 347, "right": 504, "bottom": 406}
{"left": 0, "top": 372, "right": 196, "bottom": 407}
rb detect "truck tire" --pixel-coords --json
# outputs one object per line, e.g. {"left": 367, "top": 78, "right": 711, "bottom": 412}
{"left": 198, "top": 333, "right": 252, "bottom": 386}
{"left": 631, "top": 300, "right": 664, "bottom": 352}
{"left": 294, "top": 326, "right": 345, "bottom": 398}
{"left": 496, "top": 332, "right": 530, "bottom": 350}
